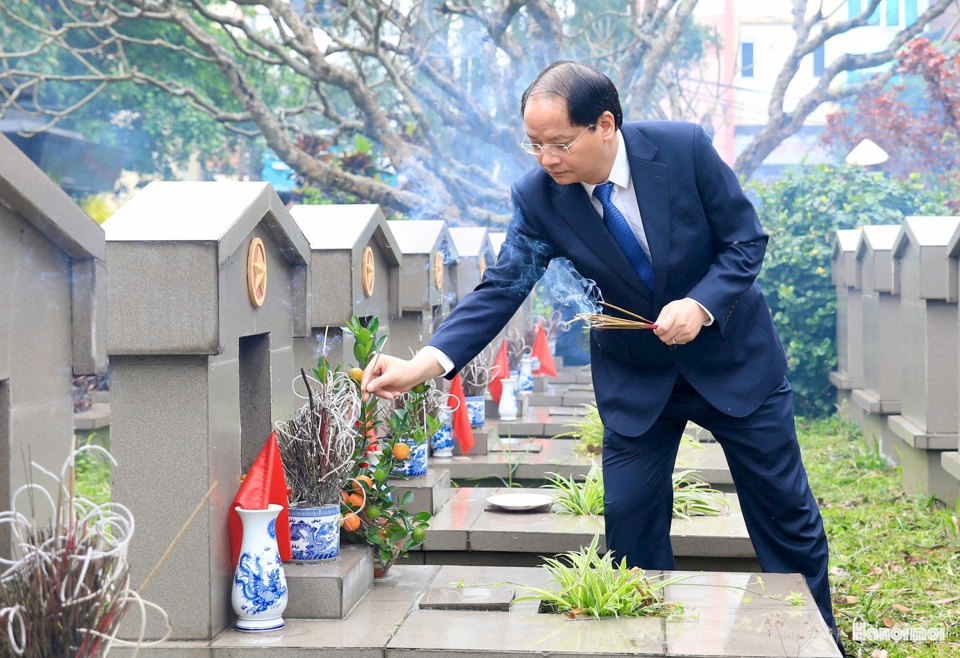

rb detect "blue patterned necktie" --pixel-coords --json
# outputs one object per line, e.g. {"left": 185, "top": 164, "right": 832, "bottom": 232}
{"left": 593, "top": 182, "right": 655, "bottom": 291}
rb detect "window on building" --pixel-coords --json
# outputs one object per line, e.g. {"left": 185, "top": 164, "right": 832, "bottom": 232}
{"left": 904, "top": 0, "right": 918, "bottom": 25}
{"left": 741, "top": 42, "right": 754, "bottom": 78}
{"left": 813, "top": 44, "right": 825, "bottom": 76}
{"left": 847, "top": 0, "right": 880, "bottom": 25}
{"left": 886, "top": 0, "right": 900, "bottom": 25}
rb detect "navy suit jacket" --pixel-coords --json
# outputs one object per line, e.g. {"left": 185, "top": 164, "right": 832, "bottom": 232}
{"left": 428, "top": 121, "right": 788, "bottom": 437}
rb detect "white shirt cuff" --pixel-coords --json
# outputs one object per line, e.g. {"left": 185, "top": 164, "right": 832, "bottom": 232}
{"left": 689, "top": 298, "right": 714, "bottom": 326}
{"left": 419, "top": 345, "right": 454, "bottom": 376}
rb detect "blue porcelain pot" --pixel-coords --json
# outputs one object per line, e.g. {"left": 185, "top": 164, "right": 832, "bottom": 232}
{"left": 430, "top": 420, "right": 454, "bottom": 457}
{"left": 465, "top": 395, "right": 485, "bottom": 428}
{"left": 288, "top": 503, "right": 341, "bottom": 562}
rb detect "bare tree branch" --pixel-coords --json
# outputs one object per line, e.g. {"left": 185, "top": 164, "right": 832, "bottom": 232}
{"left": 735, "top": 0, "right": 954, "bottom": 178}
{"left": 0, "top": 0, "right": 952, "bottom": 220}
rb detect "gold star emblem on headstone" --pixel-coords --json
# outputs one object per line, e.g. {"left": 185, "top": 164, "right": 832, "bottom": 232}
{"left": 247, "top": 237, "right": 267, "bottom": 307}
{"left": 361, "top": 245, "right": 376, "bottom": 297}
{"left": 433, "top": 251, "right": 444, "bottom": 290}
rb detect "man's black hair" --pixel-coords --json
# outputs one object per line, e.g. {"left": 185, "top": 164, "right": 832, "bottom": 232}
{"left": 520, "top": 61, "right": 623, "bottom": 129}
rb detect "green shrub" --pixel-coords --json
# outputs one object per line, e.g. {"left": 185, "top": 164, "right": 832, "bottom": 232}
{"left": 749, "top": 165, "right": 949, "bottom": 417}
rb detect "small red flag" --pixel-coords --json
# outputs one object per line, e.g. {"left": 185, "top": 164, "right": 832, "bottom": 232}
{"left": 531, "top": 324, "right": 557, "bottom": 377}
{"left": 229, "top": 431, "right": 292, "bottom": 568}
{"left": 449, "top": 374, "right": 475, "bottom": 454}
{"left": 487, "top": 338, "right": 511, "bottom": 404}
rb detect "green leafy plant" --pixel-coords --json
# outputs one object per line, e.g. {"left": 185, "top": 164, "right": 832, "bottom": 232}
{"left": 74, "top": 432, "right": 111, "bottom": 506}
{"left": 545, "top": 463, "right": 727, "bottom": 519}
{"left": 545, "top": 462, "right": 605, "bottom": 515}
{"left": 553, "top": 404, "right": 604, "bottom": 456}
{"left": 671, "top": 470, "right": 729, "bottom": 520}
{"left": 748, "top": 164, "right": 949, "bottom": 417}
{"left": 335, "top": 316, "right": 432, "bottom": 572}
{"left": 512, "top": 534, "right": 685, "bottom": 619}
{"left": 386, "top": 384, "right": 445, "bottom": 459}
{"left": 556, "top": 405, "right": 702, "bottom": 457}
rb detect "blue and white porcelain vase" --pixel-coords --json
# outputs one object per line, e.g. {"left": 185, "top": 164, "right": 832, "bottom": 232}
{"left": 518, "top": 356, "right": 534, "bottom": 395}
{"left": 497, "top": 377, "right": 519, "bottom": 422}
{"left": 232, "top": 504, "right": 288, "bottom": 632}
{"left": 390, "top": 438, "right": 428, "bottom": 477}
{"left": 465, "top": 395, "right": 486, "bottom": 428}
{"left": 289, "top": 503, "right": 341, "bottom": 562}
{"left": 430, "top": 406, "right": 454, "bottom": 457}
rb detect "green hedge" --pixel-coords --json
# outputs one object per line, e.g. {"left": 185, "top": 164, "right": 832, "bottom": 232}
{"left": 749, "top": 166, "right": 950, "bottom": 417}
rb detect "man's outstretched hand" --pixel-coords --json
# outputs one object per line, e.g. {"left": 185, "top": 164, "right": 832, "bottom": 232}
{"left": 361, "top": 350, "right": 446, "bottom": 400}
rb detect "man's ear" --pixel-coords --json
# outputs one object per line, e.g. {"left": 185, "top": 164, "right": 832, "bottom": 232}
{"left": 598, "top": 111, "right": 617, "bottom": 139}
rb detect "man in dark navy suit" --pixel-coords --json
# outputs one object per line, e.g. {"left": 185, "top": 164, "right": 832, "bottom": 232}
{"left": 364, "top": 60, "right": 840, "bottom": 645}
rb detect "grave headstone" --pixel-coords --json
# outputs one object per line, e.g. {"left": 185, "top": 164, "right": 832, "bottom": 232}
{"left": 104, "top": 181, "right": 310, "bottom": 639}
{"left": 853, "top": 225, "right": 902, "bottom": 460}
{"left": 387, "top": 220, "right": 458, "bottom": 358}
{"left": 448, "top": 226, "right": 494, "bottom": 306}
{"left": 888, "top": 216, "right": 960, "bottom": 505}
{"left": 0, "top": 134, "right": 106, "bottom": 557}
{"left": 830, "top": 229, "right": 863, "bottom": 419}
{"left": 290, "top": 203, "right": 401, "bottom": 369}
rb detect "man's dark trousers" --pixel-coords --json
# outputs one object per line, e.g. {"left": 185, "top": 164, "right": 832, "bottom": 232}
{"left": 601, "top": 375, "right": 838, "bottom": 638}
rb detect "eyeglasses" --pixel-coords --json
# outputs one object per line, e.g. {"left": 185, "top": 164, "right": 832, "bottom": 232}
{"left": 520, "top": 124, "right": 595, "bottom": 156}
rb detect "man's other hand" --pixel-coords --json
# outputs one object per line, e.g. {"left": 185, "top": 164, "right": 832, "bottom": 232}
{"left": 653, "top": 298, "right": 709, "bottom": 346}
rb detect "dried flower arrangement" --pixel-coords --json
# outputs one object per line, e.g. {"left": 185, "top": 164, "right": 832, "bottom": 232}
{"left": 0, "top": 444, "right": 170, "bottom": 656}
{"left": 461, "top": 351, "right": 494, "bottom": 398}
{"left": 504, "top": 326, "right": 528, "bottom": 371}
{"left": 276, "top": 368, "right": 362, "bottom": 508}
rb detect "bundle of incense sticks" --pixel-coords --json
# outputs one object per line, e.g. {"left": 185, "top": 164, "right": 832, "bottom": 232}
{"left": 574, "top": 301, "right": 657, "bottom": 330}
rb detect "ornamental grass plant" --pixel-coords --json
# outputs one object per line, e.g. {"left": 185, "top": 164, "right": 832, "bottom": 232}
{"left": 512, "top": 534, "right": 686, "bottom": 619}
{"left": 556, "top": 403, "right": 702, "bottom": 458}
{"left": 545, "top": 462, "right": 727, "bottom": 519}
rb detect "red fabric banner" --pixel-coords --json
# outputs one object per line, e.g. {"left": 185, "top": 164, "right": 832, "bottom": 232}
{"left": 228, "top": 431, "right": 292, "bottom": 568}
{"left": 531, "top": 324, "right": 558, "bottom": 377}
{"left": 487, "top": 338, "right": 510, "bottom": 404}
{"left": 449, "top": 374, "right": 475, "bottom": 454}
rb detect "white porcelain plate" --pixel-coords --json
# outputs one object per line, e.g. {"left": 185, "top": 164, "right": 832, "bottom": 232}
{"left": 485, "top": 493, "right": 554, "bottom": 512}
